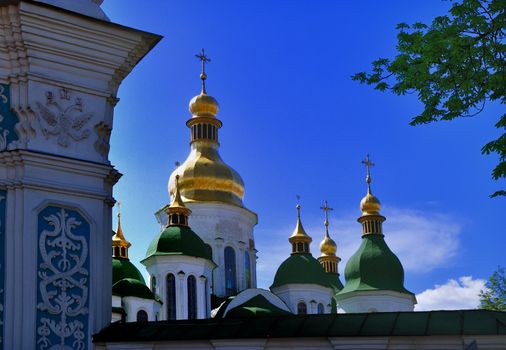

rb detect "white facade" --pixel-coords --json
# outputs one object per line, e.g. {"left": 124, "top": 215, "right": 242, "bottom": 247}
{"left": 142, "top": 255, "right": 215, "bottom": 320}
{"left": 122, "top": 296, "right": 161, "bottom": 322}
{"left": 336, "top": 290, "right": 416, "bottom": 313}
{"left": 156, "top": 201, "right": 258, "bottom": 297}
{"left": 271, "top": 283, "right": 333, "bottom": 314}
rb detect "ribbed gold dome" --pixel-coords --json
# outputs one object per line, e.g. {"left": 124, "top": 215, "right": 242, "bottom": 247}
{"left": 189, "top": 93, "right": 219, "bottom": 117}
{"left": 319, "top": 235, "right": 337, "bottom": 256}
{"left": 360, "top": 192, "right": 381, "bottom": 215}
{"left": 168, "top": 144, "right": 245, "bottom": 207}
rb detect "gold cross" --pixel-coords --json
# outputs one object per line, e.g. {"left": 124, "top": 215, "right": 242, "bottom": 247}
{"left": 361, "top": 154, "right": 375, "bottom": 177}
{"left": 195, "top": 48, "right": 211, "bottom": 93}
{"left": 320, "top": 200, "right": 333, "bottom": 229}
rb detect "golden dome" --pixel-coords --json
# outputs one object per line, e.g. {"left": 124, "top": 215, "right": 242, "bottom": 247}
{"left": 189, "top": 92, "right": 219, "bottom": 117}
{"left": 360, "top": 191, "right": 381, "bottom": 215}
{"left": 319, "top": 234, "right": 337, "bottom": 256}
{"left": 168, "top": 144, "right": 245, "bottom": 207}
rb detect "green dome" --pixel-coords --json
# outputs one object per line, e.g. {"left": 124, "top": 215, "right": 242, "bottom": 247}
{"left": 271, "top": 253, "right": 330, "bottom": 289}
{"left": 326, "top": 272, "right": 344, "bottom": 291}
{"left": 337, "top": 234, "right": 413, "bottom": 297}
{"left": 225, "top": 295, "right": 292, "bottom": 318}
{"left": 112, "top": 278, "right": 156, "bottom": 300}
{"left": 112, "top": 257, "right": 146, "bottom": 285}
{"left": 145, "top": 225, "right": 212, "bottom": 261}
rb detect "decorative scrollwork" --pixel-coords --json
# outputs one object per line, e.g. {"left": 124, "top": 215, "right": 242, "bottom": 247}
{"left": 36, "top": 207, "right": 89, "bottom": 350}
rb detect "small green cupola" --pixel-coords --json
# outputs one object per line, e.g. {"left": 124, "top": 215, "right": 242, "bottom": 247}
{"left": 144, "top": 175, "right": 213, "bottom": 261}
{"left": 336, "top": 155, "right": 415, "bottom": 308}
{"left": 111, "top": 208, "right": 156, "bottom": 300}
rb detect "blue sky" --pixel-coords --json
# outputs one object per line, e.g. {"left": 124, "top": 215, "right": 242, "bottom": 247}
{"left": 102, "top": 0, "right": 504, "bottom": 309}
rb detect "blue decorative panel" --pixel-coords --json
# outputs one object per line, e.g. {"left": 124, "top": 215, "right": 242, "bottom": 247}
{"left": 0, "top": 84, "right": 19, "bottom": 150}
{"left": 36, "top": 206, "right": 89, "bottom": 350}
{"left": 0, "top": 189, "right": 6, "bottom": 350}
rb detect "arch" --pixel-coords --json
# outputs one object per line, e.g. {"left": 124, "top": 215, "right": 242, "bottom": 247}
{"left": 166, "top": 273, "right": 176, "bottom": 320}
{"left": 150, "top": 275, "right": 157, "bottom": 293}
{"left": 187, "top": 275, "right": 197, "bottom": 320}
{"left": 244, "top": 251, "right": 251, "bottom": 289}
{"left": 297, "top": 301, "right": 307, "bottom": 315}
{"left": 136, "top": 309, "right": 148, "bottom": 322}
{"left": 224, "top": 246, "right": 237, "bottom": 296}
{"left": 317, "top": 303, "right": 324, "bottom": 314}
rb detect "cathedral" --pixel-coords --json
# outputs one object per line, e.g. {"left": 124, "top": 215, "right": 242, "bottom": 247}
{"left": 0, "top": 1, "right": 504, "bottom": 349}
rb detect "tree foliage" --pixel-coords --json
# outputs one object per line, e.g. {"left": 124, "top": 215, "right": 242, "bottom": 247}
{"left": 352, "top": 0, "right": 505, "bottom": 197}
{"left": 479, "top": 266, "right": 506, "bottom": 311}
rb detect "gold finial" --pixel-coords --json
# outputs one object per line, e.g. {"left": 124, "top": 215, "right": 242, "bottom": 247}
{"left": 359, "top": 154, "right": 382, "bottom": 216}
{"left": 289, "top": 201, "right": 312, "bottom": 254}
{"left": 320, "top": 200, "right": 334, "bottom": 237}
{"left": 112, "top": 200, "right": 131, "bottom": 259}
{"left": 361, "top": 154, "right": 375, "bottom": 194}
{"left": 167, "top": 174, "right": 192, "bottom": 225}
{"left": 195, "top": 48, "right": 211, "bottom": 94}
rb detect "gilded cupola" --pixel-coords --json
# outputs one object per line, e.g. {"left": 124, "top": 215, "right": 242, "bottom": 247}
{"left": 168, "top": 49, "right": 245, "bottom": 207}
{"left": 112, "top": 205, "right": 131, "bottom": 259}
{"left": 358, "top": 154, "right": 385, "bottom": 234}
{"left": 288, "top": 204, "right": 312, "bottom": 254}
{"left": 318, "top": 201, "right": 342, "bottom": 289}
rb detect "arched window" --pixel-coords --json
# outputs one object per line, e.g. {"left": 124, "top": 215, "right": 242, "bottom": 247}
{"left": 187, "top": 275, "right": 197, "bottom": 320}
{"left": 297, "top": 302, "right": 307, "bottom": 315}
{"left": 166, "top": 273, "right": 176, "bottom": 320}
{"left": 136, "top": 309, "right": 148, "bottom": 322}
{"left": 224, "top": 246, "right": 237, "bottom": 296}
{"left": 150, "top": 276, "right": 157, "bottom": 293}
{"left": 317, "top": 303, "right": 324, "bottom": 314}
{"left": 244, "top": 251, "right": 251, "bottom": 288}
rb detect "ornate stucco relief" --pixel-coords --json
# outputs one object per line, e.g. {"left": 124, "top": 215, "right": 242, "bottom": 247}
{"left": 36, "top": 88, "right": 93, "bottom": 148}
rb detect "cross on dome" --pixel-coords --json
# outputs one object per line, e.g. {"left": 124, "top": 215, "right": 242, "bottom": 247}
{"left": 195, "top": 48, "right": 211, "bottom": 93}
{"left": 361, "top": 154, "right": 375, "bottom": 193}
{"left": 320, "top": 200, "right": 334, "bottom": 235}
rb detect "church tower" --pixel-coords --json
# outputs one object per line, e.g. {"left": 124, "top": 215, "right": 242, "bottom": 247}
{"left": 144, "top": 176, "right": 216, "bottom": 320}
{"left": 0, "top": 1, "right": 160, "bottom": 348}
{"left": 156, "top": 50, "right": 258, "bottom": 298}
{"left": 271, "top": 204, "right": 334, "bottom": 314}
{"left": 335, "top": 155, "right": 416, "bottom": 312}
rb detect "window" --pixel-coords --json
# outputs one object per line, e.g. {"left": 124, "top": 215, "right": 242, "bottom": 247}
{"left": 197, "top": 124, "right": 202, "bottom": 139}
{"left": 113, "top": 246, "right": 120, "bottom": 257}
{"left": 166, "top": 273, "right": 176, "bottom": 320}
{"left": 224, "top": 247, "right": 237, "bottom": 296}
{"left": 317, "top": 303, "right": 324, "bottom": 314}
{"left": 136, "top": 310, "right": 148, "bottom": 322}
{"left": 297, "top": 302, "right": 307, "bottom": 315}
{"left": 244, "top": 251, "right": 251, "bottom": 288}
{"left": 297, "top": 242, "right": 303, "bottom": 252}
{"left": 187, "top": 275, "right": 197, "bottom": 320}
{"left": 203, "top": 277, "right": 209, "bottom": 318}
{"left": 150, "top": 276, "right": 157, "bottom": 293}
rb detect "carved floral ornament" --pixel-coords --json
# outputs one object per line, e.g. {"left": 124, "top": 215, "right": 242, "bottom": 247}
{"left": 36, "top": 88, "right": 94, "bottom": 148}
{"left": 36, "top": 206, "right": 89, "bottom": 350}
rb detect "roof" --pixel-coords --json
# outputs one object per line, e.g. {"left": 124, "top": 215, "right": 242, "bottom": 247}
{"left": 225, "top": 295, "right": 292, "bottom": 318}
{"left": 271, "top": 253, "right": 330, "bottom": 289}
{"left": 112, "top": 278, "right": 156, "bottom": 300}
{"left": 94, "top": 310, "right": 506, "bottom": 342}
{"left": 337, "top": 234, "right": 414, "bottom": 297}
{"left": 144, "top": 225, "right": 213, "bottom": 261}
{"left": 112, "top": 257, "right": 145, "bottom": 285}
